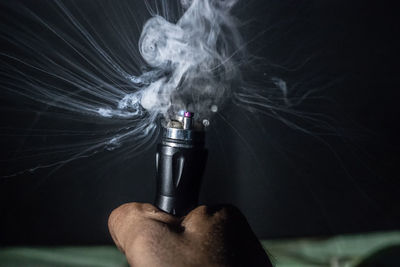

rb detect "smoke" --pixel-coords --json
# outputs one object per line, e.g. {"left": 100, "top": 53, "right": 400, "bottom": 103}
{"left": 0, "top": 0, "right": 326, "bottom": 176}
{"left": 0, "top": 0, "right": 246, "bottom": 176}
{"left": 102, "top": 0, "right": 242, "bottom": 123}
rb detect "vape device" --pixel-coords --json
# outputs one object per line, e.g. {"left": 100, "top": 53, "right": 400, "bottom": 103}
{"left": 154, "top": 111, "right": 207, "bottom": 216}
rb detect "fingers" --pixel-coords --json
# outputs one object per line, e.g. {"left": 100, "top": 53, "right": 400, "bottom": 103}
{"left": 108, "top": 203, "right": 272, "bottom": 267}
{"left": 182, "top": 204, "right": 272, "bottom": 267}
{"left": 108, "top": 202, "right": 180, "bottom": 252}
{"left": 182, "top": 204, "right": 245, "bottom": 233}
{"left": 109, "top": 203, "right": 188, "bottom": 266}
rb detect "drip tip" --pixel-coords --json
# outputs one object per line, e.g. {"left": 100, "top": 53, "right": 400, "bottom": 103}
{"left": 184, "top": 111, "right": 193, "bottom": 118}
{"left": 182, "top": 111, "right": 193, "bottom": 130}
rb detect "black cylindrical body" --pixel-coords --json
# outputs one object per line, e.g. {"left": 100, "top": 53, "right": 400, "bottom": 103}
{"left": 155, "top": 113, "right": 207, "bottom": 216}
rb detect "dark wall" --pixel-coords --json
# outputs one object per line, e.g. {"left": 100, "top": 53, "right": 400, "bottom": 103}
{"left": 1, "top": 0, "right": 399, "bottom": 245}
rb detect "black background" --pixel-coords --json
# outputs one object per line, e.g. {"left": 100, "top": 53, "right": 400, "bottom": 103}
{"left": 1, "top": 0, "right": 399, "bottom": 245}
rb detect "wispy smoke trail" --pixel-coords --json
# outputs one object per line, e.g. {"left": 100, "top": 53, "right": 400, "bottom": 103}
{"left": 0, "top": 0, "right": 246, "bottom": 175}
{"left": 0, "top": 0, "right": 326, "bottom": 176}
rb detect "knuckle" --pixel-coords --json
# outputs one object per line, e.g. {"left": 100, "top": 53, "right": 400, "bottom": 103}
{"left": 181, "top": 205, "right": 210, "bottom": 231}
{"left": 108, "top": 203, "right": 141, "bottom": 229}
{"left": 190, "top": 205, "right": 211, "bottom": 220}
{"left": 120, "top": 202, "right": 144, "bottom": 216}
{"left": 186, "top": 205, "right": 209, "bottom": 220}
{"left": 123, "top": 202, "right": 142, "bottom": 212}
{"left": 194, "top": 205, "right": 209, "bottom": 215}
{"left": 141, "top": 203, "right": 159, "bottom": 213}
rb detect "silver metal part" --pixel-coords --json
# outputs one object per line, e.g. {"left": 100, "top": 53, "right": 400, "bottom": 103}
{"left": 163, "top": 127, "right": 194, "bottom": 141}
{"left": 183, "top": 116, "right": 192, "bottom": 130}
{"left": 162, "top": 141, "right": 194, "bottom": 149}
{"left": 161, "top": 111, "right": 204, "bottom": 148}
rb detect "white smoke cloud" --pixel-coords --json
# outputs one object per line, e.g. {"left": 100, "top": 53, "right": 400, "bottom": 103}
{"left": 134, "top": 0, "right": 243, "bottom": 121}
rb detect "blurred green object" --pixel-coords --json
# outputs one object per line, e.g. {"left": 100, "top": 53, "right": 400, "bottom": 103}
{"left": 0, "top": 231, "right": 399, "bottom": 267}
{"left": 262, "top": 231, "right": 400, "bottom": 267}
{"left": 0, "top": 246, "right": 127, "bottom": 267}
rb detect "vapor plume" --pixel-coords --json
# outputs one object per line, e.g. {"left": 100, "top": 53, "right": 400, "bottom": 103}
{"left": 0, "top": 0, "right": 323, "bottom": 176}
{"left": 102, "top": 0, "right": 242, "bottom": 123}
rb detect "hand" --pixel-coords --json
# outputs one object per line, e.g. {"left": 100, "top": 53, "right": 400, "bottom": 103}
{"left": 108, "top": 203, "right": 272, "bottom": 267}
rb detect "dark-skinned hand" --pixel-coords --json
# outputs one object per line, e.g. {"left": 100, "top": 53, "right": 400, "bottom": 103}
{"left": 108, "top": 203, "right": 273, "bottom": 267}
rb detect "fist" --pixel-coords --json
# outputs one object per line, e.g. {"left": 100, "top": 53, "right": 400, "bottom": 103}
{"left": 108, "top": 203, "right": 272, "bottom": 267}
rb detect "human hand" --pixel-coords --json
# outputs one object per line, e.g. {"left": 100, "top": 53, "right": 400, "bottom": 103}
{"left": 108, "top": 203, "right": 272, "bottom": 267}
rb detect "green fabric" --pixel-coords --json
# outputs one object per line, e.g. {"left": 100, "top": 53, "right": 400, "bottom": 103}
{"left": 0, "top": 231, "right": 399, "bottom": 267}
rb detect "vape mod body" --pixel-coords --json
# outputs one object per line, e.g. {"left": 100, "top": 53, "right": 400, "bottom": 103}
{"left": 155, "top": 111, "right": 207, "bottom": 216}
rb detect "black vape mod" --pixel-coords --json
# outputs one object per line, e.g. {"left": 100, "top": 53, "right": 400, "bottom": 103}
{"left": 155, "top": 111, "right": 207, "bottom": 216}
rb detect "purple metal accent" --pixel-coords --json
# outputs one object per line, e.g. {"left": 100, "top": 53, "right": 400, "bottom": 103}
{"left": 184, "top": 111, "right": 194, "bottom": 118}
